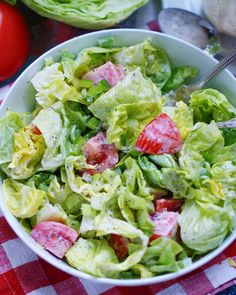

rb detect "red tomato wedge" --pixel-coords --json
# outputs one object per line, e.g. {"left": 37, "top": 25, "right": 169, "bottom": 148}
{"left": 156, "top": 199, "right": 184, "bottom": 212}
{"left": 83, "top": 132, "right": 119, "bottom": 175}
{"left": 109, "top": 234, "right": 129, "bottom": 260}
{"left": 0, "top": 2, "right": 30, "bottom": 82}
{"left": 149, "top": 234, "right": 162, "bottom": 242}
{"left": 32, "top": 126, "right": 42, "bottom": 135}
{"left": 149, "top": 211, "right": 179, "bottom": 241}
{"left": 83, "top": 61, "right": 125, "bottom": 87}
{"left": 135, "top": 113, "right": 183, "bottom": 155}
{"left": 31, "top": 221, "right": 78, "bottom": 258}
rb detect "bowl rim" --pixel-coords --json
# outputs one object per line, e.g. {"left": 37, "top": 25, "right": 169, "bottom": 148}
{"left": 1, "top": 28, "right": 236, "bottom": 287}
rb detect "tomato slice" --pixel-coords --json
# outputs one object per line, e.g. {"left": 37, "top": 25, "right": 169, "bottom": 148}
{"left": 31, "top": 221, "right": 78, "bottom": 258}
{"left": 32, "top": 126, "right": 42, "bottom": 135}
{"left": 155, "top": 199, "right": 184, "bottom": 212}
{"left": 149, "top": 234, "right": 162, "bottom": 242}
{"left": 83, "top": 132, "right": 119, "bottom": 174}
{"left": 83, "top": 61, "right": 125, "bottom": 87}
{"left": 0, "top": 2, "right": 30, "bottom": 82}
{"left": 109, "top": 234, "right": 129, "bottom": 260}
{"left": 149, "top": 211, "right": 179, "bottom": 241}
{"left": 135, "top": 113, "right": 183, "bottom": 155}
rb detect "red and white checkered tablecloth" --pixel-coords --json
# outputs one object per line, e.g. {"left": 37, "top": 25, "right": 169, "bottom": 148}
{"left": 1, "top": 1, "right": 236, "bottom": 294}
{"left": 1, "top": 200, "right": 236, "bottom": 295}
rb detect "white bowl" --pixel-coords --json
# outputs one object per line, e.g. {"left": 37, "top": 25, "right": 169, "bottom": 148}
{"left": 1, "top": 29, "right": 236, "bottom": 286}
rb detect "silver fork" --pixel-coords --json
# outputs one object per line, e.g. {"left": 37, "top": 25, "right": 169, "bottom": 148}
{"left": 175, "top": 47, "right": 236, "bottom": 128}
{"left": 175, "top": 47, "right": 236, "bottom": 104}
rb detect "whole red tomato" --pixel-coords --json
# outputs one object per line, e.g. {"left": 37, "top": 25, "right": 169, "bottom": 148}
{"left": 0, "top": 2, "right": 30, "bottom": 82}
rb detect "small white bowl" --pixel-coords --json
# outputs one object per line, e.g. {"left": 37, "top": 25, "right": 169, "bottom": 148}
{"left": 1, "top": 29, "right": 236, "bottom": 286}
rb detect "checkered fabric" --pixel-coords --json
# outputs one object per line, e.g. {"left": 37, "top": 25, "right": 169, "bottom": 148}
{"left": 1, "top": 1, "right": 236, "bottom": 294}
{"left": 1, "top": 208, "right": 236, "bottom": 295}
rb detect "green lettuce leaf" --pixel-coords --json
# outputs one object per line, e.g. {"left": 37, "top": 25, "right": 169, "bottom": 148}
{"left": 179, "top": 199, "right": 231, "bottom": 253}
{"left": 186, "top": 187, "right": 223, "bottom": 204}
{"left": 66, "top": 238, "right": 119, "bottom": 278}
{"left": 3, "top": 179, "right": 45, "bottom": 218}
{"left": 141, "top": 237, "right": 191, "bottom": 274}
{"left": 179, "top": 121, "right": 224, "bottom": 184}
{"left": 210, "top": 161, "right": 236, "bottom": 199}
{"left": 164, "top": 101, "right": 193, "bottom": 140}
{"left": 0, "top": 112, "right": 30, "bottom": 165}
{"left": 74, "top": 201, "right": 149, "bottom": 278}
{"left": 180, "top": 121, "right": 224, "bottom": 159}
{"left": 148, "top": 154, "right": 178, "bottom": 169}
{"left": 31, "top": 63, "right": 79, "bottom": 108}
{"left": 190, "top": 88, "right": 236, "bottom": 123}
{"left": 114, "top": 39, "right": 171, "bottom": 89}
{"left": 36, "top": 202, "right": 69, "bottom": 224}
{"left": 122, "top": 157, "right": 152, "bottom": 199}
{"left": 163, "top": 66, "right": 198, "bottom": 92}
{"left": 65, "top": 155, "right": 122, "bottom": 201}
{"left": 33, "top": 104, "right": 67, "bottom": 171}
{"left": 65, "top": 155, "right": 95, "bottom": 199}
{"left": 137, "top": 156, "right": 163, "bottom": 188}
{"left": 221, "top": 128, "right": 236, "bottom": 146}
{"left": 63, "top": 101, "right": 89, "bottom": 129}
{"left": 9, "top": 126, "right": 46, "bottom": 179}
{"left": 93, "top": 214, "right": 149, "bottom": 276}
{"left": 211, "top": 143, "right": 236, "bottom": 163}
{"left": 161, "top": 168, "right": 191, "bottom": 198}
{"left": 130, "top": 264, "right": 153, "bottom": 278}
{"left": 118, "top": 187, "right": 154, "bottom": 236}
{"left": 88, "top": 68, "right": 163, "bottom": 122}
{"left": 22, "top": 0, "right": 149, "bottom": 30}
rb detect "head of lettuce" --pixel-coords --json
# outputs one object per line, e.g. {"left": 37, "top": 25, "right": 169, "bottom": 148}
{"left": 19, "top": 0, "right": 149, "bottom": 29}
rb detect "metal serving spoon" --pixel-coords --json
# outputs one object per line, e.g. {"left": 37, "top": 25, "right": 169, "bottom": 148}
{"left": 158, "top": 8, "right": 216, "bottom": 49}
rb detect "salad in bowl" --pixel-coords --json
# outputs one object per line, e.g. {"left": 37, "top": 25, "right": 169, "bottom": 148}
{"left": 1, "top": 30, "right": 236, "bottom": 284}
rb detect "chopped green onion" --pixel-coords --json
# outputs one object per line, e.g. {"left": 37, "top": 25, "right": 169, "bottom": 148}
{"left": 79, "top": 79, "right": 93, "bottom": 88}
{"left": 120, "top": 271, "right": 134, "bottom": 279}
{"left": 87, "top": 79, "right": 110, "bottom": 101}
{"left": 72, "top": 77, "right": 93, "bottom": 89}
{"left": 98, "top": 36, "right": 114, "bottom": 48}
{"left": 86, "top": 117, "right": 100, "bottom": 130}
{"left": 61, "top": 50, "right": 75, "bottom": 61}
